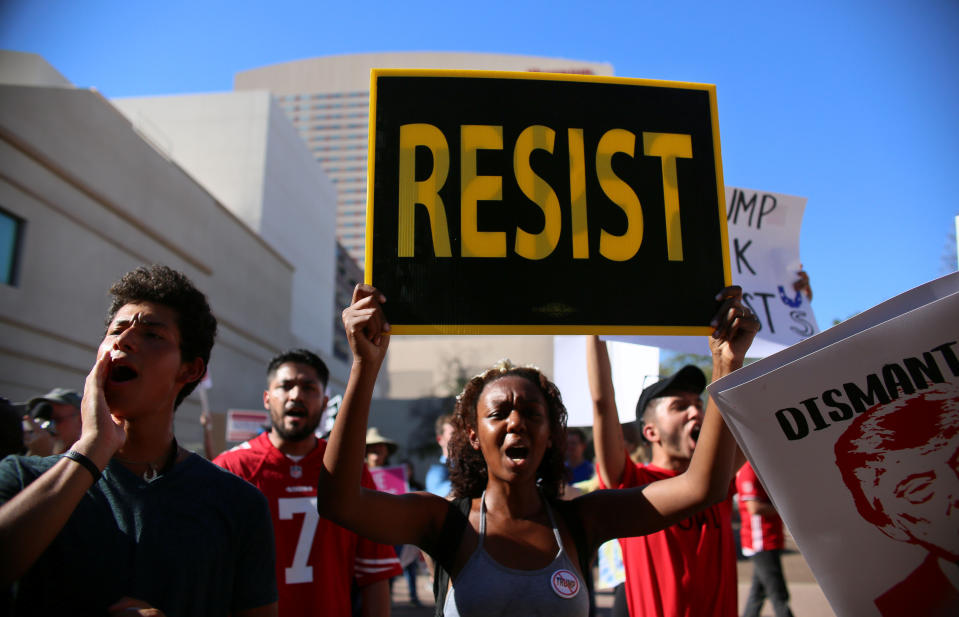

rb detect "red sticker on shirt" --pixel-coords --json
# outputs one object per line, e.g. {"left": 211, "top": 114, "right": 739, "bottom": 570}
{"left": 551, "top": 569, "right": 580, "bottom": 598}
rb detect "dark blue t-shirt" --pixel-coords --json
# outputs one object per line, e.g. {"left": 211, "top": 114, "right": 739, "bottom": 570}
{"left": 0, "top": 452, "right": 277, "bottom": 617}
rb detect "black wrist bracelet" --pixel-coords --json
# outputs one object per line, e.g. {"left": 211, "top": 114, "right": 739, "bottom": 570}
{"left": 61, "top": 450, "right": 102, "bottom": 483}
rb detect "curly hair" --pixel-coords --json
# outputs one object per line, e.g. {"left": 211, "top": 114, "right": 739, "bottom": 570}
{"left": 105, "top": 265, "right": 217, "bottom": 408}
{"left": 448, "top": 360, "right": 568, "bottom": 500}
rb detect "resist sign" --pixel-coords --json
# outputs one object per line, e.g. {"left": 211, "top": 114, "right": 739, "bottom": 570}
{"left": 367, "top": 70, "right": 730, "bottom": 334}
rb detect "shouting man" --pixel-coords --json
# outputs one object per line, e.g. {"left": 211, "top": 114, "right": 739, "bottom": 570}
{"left": 587, "top": 324, "right": 754, "bottom": 617}
{"left": 215, "top": 349, "right": 400, "bottom": 617}
{"left": 0, "top": 265, "right": 277, "bottom": 616}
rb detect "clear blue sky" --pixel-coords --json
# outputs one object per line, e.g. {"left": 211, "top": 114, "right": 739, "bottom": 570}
{"left": 3, "top": 0, "right": 957, "bottom": 326}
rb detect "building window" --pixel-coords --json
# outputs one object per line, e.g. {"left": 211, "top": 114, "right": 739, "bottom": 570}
{"left": 0, "top": 207, "right": 24, "bottom": 286}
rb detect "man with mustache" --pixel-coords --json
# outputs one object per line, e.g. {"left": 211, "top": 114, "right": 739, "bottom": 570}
{"left": 214, "top": 349, "right": 401, "bottom": 617}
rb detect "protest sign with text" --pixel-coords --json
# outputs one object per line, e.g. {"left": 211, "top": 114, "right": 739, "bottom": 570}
{"left": 369, "top": 465, "right": 409, "bottom": 495}
{"left": 708, "top": 272, "right": 959, "bottom": 617}
{"left": 607, "top": 186, "right": 818, "bottom": 357}
{"left": 226, "top": 409, "right": 269, "bottom": 443}
{"left": 366, "top": 69, "right": 730, "bottom": 334}
{"left": 552, "top": 335, "right": 660, "bottom": 427}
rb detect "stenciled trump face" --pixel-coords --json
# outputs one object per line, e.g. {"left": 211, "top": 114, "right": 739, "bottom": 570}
{"left": 836, "top": 382, "right": 959, "bottom": 560}
{"left": 866, "top": 429, "right": 959, "bottom": 559}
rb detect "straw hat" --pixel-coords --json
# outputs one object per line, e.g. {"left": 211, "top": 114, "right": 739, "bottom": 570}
{"left": 365, "top": 427, "right": 398, "bottom": 455}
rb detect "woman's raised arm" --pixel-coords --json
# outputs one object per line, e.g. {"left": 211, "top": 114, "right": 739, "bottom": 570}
{"left": 576, "top": 286, "right": 757, "bottom": 545}
{"left": 317, "top": 285, "right": 448, "bottom": 547}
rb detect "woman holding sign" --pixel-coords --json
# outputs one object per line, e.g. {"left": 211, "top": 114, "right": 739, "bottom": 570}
{"left": 319, "top": 284, "right": 758, "bottom": 617}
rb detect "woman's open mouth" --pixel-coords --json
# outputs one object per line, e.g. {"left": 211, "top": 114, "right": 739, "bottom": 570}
{"left": 505, "top": 445, "right": 530, "bottom": 462}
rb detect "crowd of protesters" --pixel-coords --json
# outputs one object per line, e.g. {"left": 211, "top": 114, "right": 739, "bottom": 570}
{"left": 0, "top": 263, "right": 819, "bottom": 617}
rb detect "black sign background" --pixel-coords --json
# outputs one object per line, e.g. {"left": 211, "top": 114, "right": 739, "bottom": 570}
{"left": 368, "top": 71, "right": 730, "bottom": 333}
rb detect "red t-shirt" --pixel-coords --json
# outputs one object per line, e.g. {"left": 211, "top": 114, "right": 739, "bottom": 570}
{"left": 598, "top": 455, "right": 738, "bottom": 617}
{"left": 214, "top": 433, "right": 401, "bottom": 617}
{"left": 736, "top": 462, "right": 785, "bottom": 555}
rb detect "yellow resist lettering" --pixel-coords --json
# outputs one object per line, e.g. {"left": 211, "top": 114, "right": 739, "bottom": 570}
{"left": 396, "top": 126, "right": 694, "bottom": 262}
{"left": 513, "top": 125, "right": 561, "bottom": 260}
{"left": 567, "top": 128, "right": 589, "bottom": 259}
{"left": 596, "top": 129, "right": 643, "bottom": 262}
{"left": 397, "top": 124, "right": 452, "bottom": 257}
{"left": 643, "top": 132, "right": 692, "bottom": 261}
{"left": 461, "top": 125, "right": 505, "bottom": 257}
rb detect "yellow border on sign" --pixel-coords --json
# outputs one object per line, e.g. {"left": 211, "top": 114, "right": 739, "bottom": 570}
{"left": 364, "top": 68, "right": 379, "bottom": 274}
{"left": 365, "top": 68, "right": 731, "bottom": 335}
{"left": 708, "top": 88, "right": 733, "bottom": 287}
{"left": 390, "top": 324, "right": 714, "bottom": 336}
{"left": 371, "top": 66, "right": 716, "bottom": 92}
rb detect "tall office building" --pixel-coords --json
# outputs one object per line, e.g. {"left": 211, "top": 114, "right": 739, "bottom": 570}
{"left": 235, "top": 53, "right": 627, "bottom": 404}
{"left": 235, "top": 52, "right": 613, "bottom": 269}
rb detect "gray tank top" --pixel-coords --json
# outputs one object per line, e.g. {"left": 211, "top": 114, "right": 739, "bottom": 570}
{"left": 443, "top": 491, "right": 589, "bottom": 617}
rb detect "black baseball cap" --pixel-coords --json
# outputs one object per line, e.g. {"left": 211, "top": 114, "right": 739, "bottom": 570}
{"left": 634, "top": 365, "right": 707, "bottom": 422}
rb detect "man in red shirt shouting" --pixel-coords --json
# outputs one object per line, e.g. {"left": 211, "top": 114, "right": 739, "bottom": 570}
{"left": 215, "top": 349, "right": 400, "bottom": 617}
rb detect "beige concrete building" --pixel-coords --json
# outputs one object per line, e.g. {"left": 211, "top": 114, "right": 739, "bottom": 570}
{"left": 332, "top": 242, "right": 363, "bottom": 363}
{"left": 385, "top": 335, "right": 557, "bottom": 398}
{"left": 235, "top": 52, "right": 615, "bottom": 400}
{"left": 0, "top": 50, "right": 654, "bottom": 467}
{"left": 112, "top": 90, "right": 339, "bottom": 360}
{"left": 235, "top": 52, "right": 614, "bottom": 269}
{"left": 0, "top": 52, "right": 365, "bottom": 451}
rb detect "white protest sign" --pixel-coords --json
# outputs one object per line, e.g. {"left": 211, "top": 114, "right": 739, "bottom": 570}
{"left": 319, "top": 393, "right": 342, "bottom": 437}
{"left": 607, "top": 187, "right": 818, "bottom": 357}
{"left": 552, "top": 336, "right": 660, "bottom": 427}
{"left": 708, "top": 271, "right": 959, "bottom": 617}
{"left": 226, "top": 409, "right": 270, "bottom": 443}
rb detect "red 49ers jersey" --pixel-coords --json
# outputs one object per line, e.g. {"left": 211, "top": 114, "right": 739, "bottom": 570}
{"left": 736, "top": 462, "right": 785, "bottom": 555}
{"left": 214, "top": 433, "right": 401, "bottom": 617}
{"left": 598, "top": 456, "right": 738, "bottom": 617}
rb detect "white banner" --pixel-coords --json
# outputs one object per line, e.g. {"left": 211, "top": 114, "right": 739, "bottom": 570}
{"left": 552, "top": 336, "right": 660, "bottom": 427}
{"left": 608, "top": 186, "right": 818, "bottom": 357}
{"left": 226, "top": 409, "right": 269, "bottom": 443}
{"left": 708, "top": 272, "right": 959, "bottom": 617}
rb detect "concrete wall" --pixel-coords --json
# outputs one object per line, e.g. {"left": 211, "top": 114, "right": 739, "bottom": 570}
{"left": 235, "top": 52, "right": 615, "bottom": 268}
{"left": 0, "top": 82, "right": 312, "bottom": 451}
{"left": 384, "top": 334, "right": 556, "bottom": 398}
{"left": 0, "top": 51, "right": 72, "bottom": 88}
{"left": 234, "top": 52, "right": 614, "bottom": 395}
{"left": 112, "top": 92, "right": 338, "bottom": 358}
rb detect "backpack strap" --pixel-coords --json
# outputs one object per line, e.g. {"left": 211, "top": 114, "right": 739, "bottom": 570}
{"left": 429, "top": 497, "right": 471, "bottom": 617}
